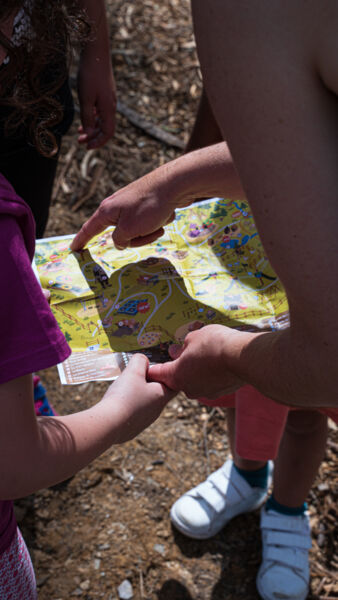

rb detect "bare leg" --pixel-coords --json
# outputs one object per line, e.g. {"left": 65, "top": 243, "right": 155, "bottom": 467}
{"left": 227, "top": 407, "right": 267, "bottom": 471}
{"left": 186, "top": 87, "right": 223, "bottom": 153}
{"left": 272, "top": 410, "right": 328, "bottom": 507}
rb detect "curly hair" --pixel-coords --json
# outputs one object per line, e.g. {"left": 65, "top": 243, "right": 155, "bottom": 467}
{"left": 0, "top": 1, "right": 90, "bottom": 157}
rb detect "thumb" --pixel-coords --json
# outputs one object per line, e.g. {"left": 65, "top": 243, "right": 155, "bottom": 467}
{"left": 112, "top": 225, "right": 132, "bottom": 251}
{"left": 123, "top": 353, "right": 149, "bottom": 377}
{"left": 147, "top": 361, "right": 180, "bottom": 391}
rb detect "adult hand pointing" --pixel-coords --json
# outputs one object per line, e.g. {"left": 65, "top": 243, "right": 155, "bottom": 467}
{"left": 70, "top": 143, "right": 241, "bottom": 252}
{"left": 70, "top": 169, "right": 177, "bottom": 252}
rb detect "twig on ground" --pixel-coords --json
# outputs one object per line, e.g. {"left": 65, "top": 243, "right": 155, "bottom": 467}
{"left": 72, "top": 159, "right": 105, "bottom": 211}
{"left": 117, "top": 99, "right": 185, "bottom": 149}
{"left": 139, "top": 568, "right": 145, "bottom": 599}
{"left": 80, "top": 149, "right": 96, "bottom": 180}
{"left": 52, "top": 143, "right": 77, "bottom": 201}
{"left": 315, "top": 577, "right": 326, "bottom": 596}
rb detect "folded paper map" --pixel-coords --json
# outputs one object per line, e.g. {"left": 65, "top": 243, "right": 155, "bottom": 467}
{"left": 34, "top": 198, "right": 289, "bottom": 384}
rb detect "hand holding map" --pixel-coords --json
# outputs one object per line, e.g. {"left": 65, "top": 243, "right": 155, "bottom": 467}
{"left": 101, "top": 353, "right": 175, "bottom": 443}
{"left": 149, "top": 324, "right": 244, "bottom": 399}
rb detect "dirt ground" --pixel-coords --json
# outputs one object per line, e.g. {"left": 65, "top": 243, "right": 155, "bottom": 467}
{"left": 15, "top": 1, "right": 337, "bottom": 598}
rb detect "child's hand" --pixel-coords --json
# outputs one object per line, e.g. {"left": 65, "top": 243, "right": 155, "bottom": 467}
{"left": 0, "top": 357, "right": 174, "bottom": 498}
{"left": 77, "top": 53, "right": 116, "bottom": 149}
{"left": 148, "top": 324, "right": 244, "bottom": 399}
{"left": 70, "top": 170, "right": 177, "bottom": 251}
{"left": 102, "top": 354, "right": 176, "bottom": 444}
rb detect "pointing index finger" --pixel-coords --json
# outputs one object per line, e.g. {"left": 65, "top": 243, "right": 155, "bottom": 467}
{"left": 70, "top": 208, "right": 114, "bottom": 251}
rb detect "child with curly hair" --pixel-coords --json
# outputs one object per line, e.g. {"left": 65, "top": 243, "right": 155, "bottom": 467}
{"left": 0, "top": 0, "right": 117, "bottom": 417}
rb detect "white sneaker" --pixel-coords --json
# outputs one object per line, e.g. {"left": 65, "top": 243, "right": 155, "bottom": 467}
{"left": 170, "top": 458, "right": 273, "bottom": 539}
{"left": 257, "top": 506, "right": 311, "bottom": 600}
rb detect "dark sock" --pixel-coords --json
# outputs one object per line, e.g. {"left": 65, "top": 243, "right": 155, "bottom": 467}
{"left": 234, "top": 463, "right": 269, "bottom": 489}
{"left": 266, "top": 494, "right": 307, "bottom": 516}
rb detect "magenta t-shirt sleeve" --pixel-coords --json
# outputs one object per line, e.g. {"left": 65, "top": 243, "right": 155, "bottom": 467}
{"left": 0, "top": 174, "right": 70, "bottom": 556}
{"left": 0, "top": 215, "right": 71, "bottom": 383}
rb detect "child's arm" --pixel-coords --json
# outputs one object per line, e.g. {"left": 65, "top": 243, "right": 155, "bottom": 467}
{"left": 77, "top": 0, "right": 116, "bottom": 149}
{"left": 0, "top": 354, "right": 174, "bottom": 500}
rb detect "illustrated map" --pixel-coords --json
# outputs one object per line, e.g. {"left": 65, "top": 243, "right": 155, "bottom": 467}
{"left": 34, "top": 198, "right": 289, "bottom": 384}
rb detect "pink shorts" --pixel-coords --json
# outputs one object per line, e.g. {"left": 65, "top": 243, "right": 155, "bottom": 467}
{"left": 199, "top": 385, "right": 338, "bottom": 461}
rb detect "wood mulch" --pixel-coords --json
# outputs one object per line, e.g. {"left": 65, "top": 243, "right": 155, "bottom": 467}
{"left": 15, "top": 1, "right": 337, "bottom": 598}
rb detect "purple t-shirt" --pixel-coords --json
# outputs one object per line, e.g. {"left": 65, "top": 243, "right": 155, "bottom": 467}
{"left": 0, "top": 173, "right": 71, "bottom": 554}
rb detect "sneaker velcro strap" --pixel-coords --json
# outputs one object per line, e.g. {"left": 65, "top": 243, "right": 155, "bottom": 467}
{"left": 209, "top": 463, "right": 252, "bottom": 497}
{"left": 261, "top": 513, "right": 308, "bottom": 533}
{"left": 208, "top": 473, "right": 247, "bottom": 510}
{"left": 220, "top": 459, "right": 233, "bottom": 479}
{"left": 207, "top": 468, "right": 230, "bottom": 493}
{"left": 265, "top": 547, "right": 309, "bottom": 570}
{"left": 194, "top": 482, "right": 227, "bottom": 513}
{"left": 227, "top": 467, "right": 253, "bottom": 498}
{"left": 266, "top": 531, "right": 312, "bottom": 550}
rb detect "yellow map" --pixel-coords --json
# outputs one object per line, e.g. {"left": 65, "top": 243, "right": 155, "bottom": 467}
{"left": 35, "top": 198, "right": 289, "bottom": 383}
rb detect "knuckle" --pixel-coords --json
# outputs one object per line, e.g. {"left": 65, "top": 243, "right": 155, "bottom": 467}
{"left": 97, "top": 202, "right": 110, "bottom": 222}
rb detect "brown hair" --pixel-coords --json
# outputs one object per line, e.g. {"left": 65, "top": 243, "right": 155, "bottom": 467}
{"left": 0, "top": 1, "right": 90, "bottom": 157}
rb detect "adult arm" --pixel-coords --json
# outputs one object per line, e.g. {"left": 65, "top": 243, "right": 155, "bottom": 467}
{"left": 70, "top": 141, "right": 245, "bottom": 250}
{"left": 77, "top": 0, "right": 116, "bottom": 148}
{"left": 0, "top": 355, "right": 174, "bottom": 500}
